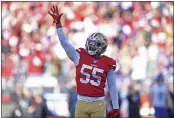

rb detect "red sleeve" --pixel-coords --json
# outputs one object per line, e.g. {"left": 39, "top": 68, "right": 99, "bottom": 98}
{"left": 76, "top": 48, "right": 84, "bottom": 54}
{"left": 76, "top": 48, "right": 86, "bottom": 54}
{"left": 76, "top": 48, "right": 85, "bottom": 61}
{"left": 108, "top": 58, "right": 117, "bottom": 71}
{"left": 75, "top": 48, "right": 85, "bottom": 67}
{"left": 76, "top": 48, "right": 82, "bottom": 54}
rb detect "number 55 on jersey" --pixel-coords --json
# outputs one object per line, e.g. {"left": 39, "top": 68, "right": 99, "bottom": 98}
{"left": 76, "top": 48, "right": 116, "bottom": 97}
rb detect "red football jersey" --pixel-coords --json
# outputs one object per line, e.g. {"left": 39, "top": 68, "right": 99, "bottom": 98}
{"left": 75, "top": 48, "right": 116, "bottom": 97}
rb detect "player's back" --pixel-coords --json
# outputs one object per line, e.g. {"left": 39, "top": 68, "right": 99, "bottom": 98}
{"left": 75, "top": 48, "right": 116, "bottom": 97}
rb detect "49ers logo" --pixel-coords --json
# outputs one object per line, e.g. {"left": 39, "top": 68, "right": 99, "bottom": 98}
{"left": 80, "top": 64, "right": 104, "bottom": 86}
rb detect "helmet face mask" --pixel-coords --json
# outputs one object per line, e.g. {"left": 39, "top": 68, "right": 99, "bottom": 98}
{"left": 85, "top": 33, "right": 108, "bottom": 57}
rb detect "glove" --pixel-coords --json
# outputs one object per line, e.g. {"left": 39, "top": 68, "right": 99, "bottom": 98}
{"left": 108, "top": 109, "right": 119, "bottom": 118}
{"left": 48, "top": 5, "right": 63, "bottom": 24}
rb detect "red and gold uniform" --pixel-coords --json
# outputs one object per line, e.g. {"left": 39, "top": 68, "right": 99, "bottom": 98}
{"left": 76, "top": 48, "right": 116, "bottom": 97}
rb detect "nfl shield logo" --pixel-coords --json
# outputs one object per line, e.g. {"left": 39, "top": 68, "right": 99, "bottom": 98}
{"left": 93, "top": 60, "right": 98, "bottom": 63}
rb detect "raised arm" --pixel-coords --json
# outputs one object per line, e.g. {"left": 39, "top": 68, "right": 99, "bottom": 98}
{"left": 48, "top": 5, "right": 79, "bottom": 66}
{"left": 56, "top": 27, "right": 79, "bottom": 66}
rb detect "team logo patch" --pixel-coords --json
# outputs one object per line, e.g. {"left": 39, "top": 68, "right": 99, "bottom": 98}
{"left": 93, "top": 60, "right": 98, "bottom": 63}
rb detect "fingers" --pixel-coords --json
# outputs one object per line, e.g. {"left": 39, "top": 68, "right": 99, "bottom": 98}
{"left": 57, "top": 13, "right": 63, "bottom": 23}
{"left": 50, "top": 7, "right": 54, "bottom": 13}
{"left": 58, "top": 13, "right": 63, "bottom": 21}
{"left": 53, "top": 5, "right": 56, "bottom": 12}
{"left": 50, "top": 5, "right": 59, "bottom": 14}
{"left": 48, "top": 11, "right": 53, "bottom": 17}
{"left": 56, "top": 6, "right": 58, "bottom": 13}
{"left": 59, "top": 13, "right": 63, "bottom": 18}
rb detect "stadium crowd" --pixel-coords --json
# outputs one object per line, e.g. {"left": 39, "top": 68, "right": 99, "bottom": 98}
{"left": 2, "top": 1, "right": 173, "bottom": 118}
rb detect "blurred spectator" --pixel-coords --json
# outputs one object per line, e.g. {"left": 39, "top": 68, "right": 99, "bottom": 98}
{"left": 127, "top": 83, "right": 140, "bottom": 118}
{"left": 44, "top": 48, "right": 61, "bottom": 77}
{"left": 11, "top": 107, "right": 22, "bottom": 118}
{"left": 2, "top": 53, "right": 14, "bottom": 79}
{"left": 10, "top": 87, "right": 23, "bottom": 118}
{"left": 20, "top": 88, "right": 33, "bottom": 118}
{"left": 11, "top": 87, "right": 23, "bottom": 105}
{"left": 147, "top": 42, "right": 160, "bottom": 79}
{"left": 28, "top": 93, "right": 47, "bottom": 118}
{"left": 10, "top": 87, "right": 33, "bottom": 118}
{"left": 150, "top": 73, "right": 169, "bottom": 118}
{"left": 167, "top": 82, "right": 174, "bottom": 118}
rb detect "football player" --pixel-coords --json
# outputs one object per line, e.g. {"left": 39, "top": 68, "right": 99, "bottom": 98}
{"left": 48, "top": 5, "right": 119, "bottom": 118}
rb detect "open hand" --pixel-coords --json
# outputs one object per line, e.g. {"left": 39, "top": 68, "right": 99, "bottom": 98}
{"left": 48, "top": 5, "right": 63, "bottom": 24}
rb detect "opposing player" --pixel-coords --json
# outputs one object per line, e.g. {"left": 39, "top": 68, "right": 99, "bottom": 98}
{"left": 48, "top": 5, "right": 119, "bottom": 118}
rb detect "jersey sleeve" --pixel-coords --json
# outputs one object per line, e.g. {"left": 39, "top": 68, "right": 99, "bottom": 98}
{"left": 108, "top": 58, "right": 117, "bottom": 71}
{"left": 75, "top": 48, "right": 85, "bottom": 66}
{"left": 76, "top": 48, "right": 86, "bottom": 54}
{"left": 76, "top": 48, "right": 82, "bottom": 54}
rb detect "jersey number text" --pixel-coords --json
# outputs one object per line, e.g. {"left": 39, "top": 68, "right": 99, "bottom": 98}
{"left": 80, "top": 64, "right": 104, "bottom": 86}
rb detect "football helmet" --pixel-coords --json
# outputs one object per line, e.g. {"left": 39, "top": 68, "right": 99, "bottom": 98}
{"left": 85, "top": 33, "right": 108, "bottom": 57}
